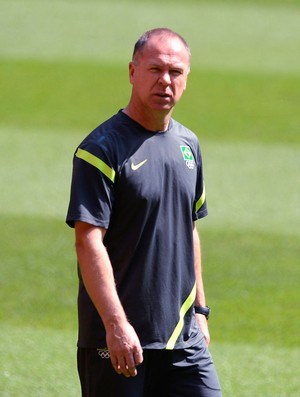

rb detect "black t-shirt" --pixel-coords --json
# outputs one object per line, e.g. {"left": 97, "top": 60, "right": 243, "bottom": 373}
{"left": 66, "top": 111, "right": 208, "bottom": 349}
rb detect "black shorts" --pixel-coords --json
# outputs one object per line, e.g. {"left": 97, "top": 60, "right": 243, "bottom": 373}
{"left": 77, "top": 337, "right": 222, "bottom": 397}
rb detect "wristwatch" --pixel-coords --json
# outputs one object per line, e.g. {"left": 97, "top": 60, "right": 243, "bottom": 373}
{"left": 194, "top": 305, "right": 211, "bottom": 320}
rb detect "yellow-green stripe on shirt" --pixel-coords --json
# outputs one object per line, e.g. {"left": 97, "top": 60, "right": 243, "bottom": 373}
{"left": 166, "top": 282, "right": 196, "bottom": 350}
{"left": 75, "top": 148, "right": 116, "bottom": 183}
{"left": 196, "top": 184, "right": 206, "bottom": 212}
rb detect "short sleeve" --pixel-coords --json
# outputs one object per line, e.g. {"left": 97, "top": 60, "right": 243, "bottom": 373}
{"left": 192, "top": 142, "right": 208, "bottom": 221}
{"left": 66, "top": 143, "right": 115, "bottom": 228}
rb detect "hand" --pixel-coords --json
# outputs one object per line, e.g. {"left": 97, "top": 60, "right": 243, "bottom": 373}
{"left": 106, "top": 320, "right": 143, "bottom": 377}
{"left": 195, "top": 313, "right": 210, "bottom": 346}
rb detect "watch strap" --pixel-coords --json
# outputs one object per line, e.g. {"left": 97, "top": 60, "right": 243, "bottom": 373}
{"left": 194, "top": 305, "right": 210, "bottom": 319}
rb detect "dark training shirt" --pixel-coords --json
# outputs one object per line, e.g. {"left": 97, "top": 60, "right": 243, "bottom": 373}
{"left": 66, "top": 110, "right": 208, "bottom": 349}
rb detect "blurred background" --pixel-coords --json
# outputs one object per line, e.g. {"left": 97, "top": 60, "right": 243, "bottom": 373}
{"left": 0, "top": 0, "right": 299, "bottom": 395}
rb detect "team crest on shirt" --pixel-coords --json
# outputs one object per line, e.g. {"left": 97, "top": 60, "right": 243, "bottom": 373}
{"left": 180, "top": 145, "right": 195, "bottom": 169}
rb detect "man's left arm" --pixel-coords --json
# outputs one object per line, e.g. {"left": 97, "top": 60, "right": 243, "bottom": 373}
{"left": 193, "top": 223, "right": 210, "bottom": 346}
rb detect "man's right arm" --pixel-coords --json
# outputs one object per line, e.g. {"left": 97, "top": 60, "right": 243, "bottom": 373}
{"left": 74, "top": 221, "right": 143, "bottom": 377}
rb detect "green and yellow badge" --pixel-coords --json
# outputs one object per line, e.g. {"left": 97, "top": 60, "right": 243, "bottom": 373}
{"left": 180, "top": 145, "right": 195, "bottom": 169}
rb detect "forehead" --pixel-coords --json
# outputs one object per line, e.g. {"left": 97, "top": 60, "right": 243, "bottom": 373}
{"left": 138, "top": 35, "right": 190, "bottom": 67}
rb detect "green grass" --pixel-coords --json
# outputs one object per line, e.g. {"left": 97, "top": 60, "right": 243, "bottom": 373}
{"left": 0, "top": 215, "right": 76, "bottom": 328}
{"left": 1, "top": 0, "right": 300, "bottom": 395}
{"left": 1, "top": 0, "right": 300, "bottom": 74}
{"left": 212, "top": 343, "right": 300, "bottom": 396}
{"left": 202, "top": 228, "right": 300, "bottom": 346}
{"left": 0, "top": 326, "right": 80, "bottom": 396}
{"left": 1, "top": 61, "right": 300, "bottom": 144}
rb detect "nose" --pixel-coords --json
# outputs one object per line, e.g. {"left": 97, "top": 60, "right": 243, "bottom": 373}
{"left": 158, "top": 72, "right": 171, "bottom": 86}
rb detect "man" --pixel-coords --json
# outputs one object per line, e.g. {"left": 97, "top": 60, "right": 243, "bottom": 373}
{"left": 66, "top": 28, "right": 222, "bottom": 397}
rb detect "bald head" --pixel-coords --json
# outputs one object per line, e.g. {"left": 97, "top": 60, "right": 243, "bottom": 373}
{"left": 132, "top": 28, "right": 191, "bottom": 66}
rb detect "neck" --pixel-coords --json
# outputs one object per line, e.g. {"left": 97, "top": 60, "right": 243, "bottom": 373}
{"left": 123, "top": 103, "right": 173, "bottom": 132}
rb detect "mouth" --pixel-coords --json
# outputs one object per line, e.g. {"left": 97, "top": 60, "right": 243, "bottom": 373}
{"left": 155, "top": 93, "right": 172, "bottom": 100}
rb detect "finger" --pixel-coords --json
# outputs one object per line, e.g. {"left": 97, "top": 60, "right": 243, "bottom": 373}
{"left": 110, "top": 355, "right": 122, "bottom": 375}
{"left": 134, "top": 350, "right": 143, "bottom": 366}
{"left": 204, "top": 334, "right": 210, "bottom": 347}
{"left": 123, "top": 353, "right": 138, "bottom": 377}
{"left": 113, "top": 365, "right": 123, "bottom": 375}
{"left": 112, "top": 364, "right": 122, "bottom": 375}
{"left": 125, "top": 352, "right": 143, "bottom": 377}
{"left": 118, "top": 356, "right": 132, "bottom": 378}
{"left": 127, "top": 364, "right": 137, "bottom": 377}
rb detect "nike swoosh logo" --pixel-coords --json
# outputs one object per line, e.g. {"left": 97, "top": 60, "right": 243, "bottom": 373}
{"left": 131, "top": 159, "right": 148, "bottom": 171}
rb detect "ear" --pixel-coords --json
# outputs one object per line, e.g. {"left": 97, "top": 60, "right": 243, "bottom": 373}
{"left": 183, "top": 77, "right": 188, "bottom": 91}
{"left": 129, "top": 61, "right": 136, "bottom": 84}
{"left": 183, "top": 69, "right": 190, "bottom": 90}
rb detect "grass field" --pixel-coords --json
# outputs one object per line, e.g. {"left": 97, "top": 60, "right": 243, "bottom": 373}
{"left": 1, "top": 0, "right": 300, "bottom": 396}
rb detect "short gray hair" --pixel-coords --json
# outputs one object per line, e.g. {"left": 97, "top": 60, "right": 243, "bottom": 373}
{"left": 132, "top": 28, "right": 191, "bottom": 63}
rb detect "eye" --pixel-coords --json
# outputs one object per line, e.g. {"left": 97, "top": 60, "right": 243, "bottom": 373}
{"left": 149, "top": 66, "right": 160, "bottom": 72}
{"left": 170, "top": 69, "right": 183, "bottom": 76}
{"left": 150, "top": 67, "right": 161, "bottom": 73}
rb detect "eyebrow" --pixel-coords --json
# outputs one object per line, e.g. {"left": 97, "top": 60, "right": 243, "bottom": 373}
{"left": 148, "top": 61, "right": 186, "bottom": 71}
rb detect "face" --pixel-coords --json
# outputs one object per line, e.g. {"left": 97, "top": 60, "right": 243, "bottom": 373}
{"left": 129, "top": 34, "right": 190, "bottom": 113}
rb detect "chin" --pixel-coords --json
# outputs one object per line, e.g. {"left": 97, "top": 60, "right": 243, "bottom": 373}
{"left": 152, "top": 101, "right": 174, "bottom": 111}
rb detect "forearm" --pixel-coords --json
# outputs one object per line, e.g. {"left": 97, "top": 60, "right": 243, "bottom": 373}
{"left": 193, "top": 223, "right": 211, "bottom": 345}
{"left": 74, "top": 221, "right": 143, "bottom": 377}
{"left": 193, "top": 224, "right": 206, "bottom": 307}
{"left": 75, "top": 222, "right": 127, "bottom": 331}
